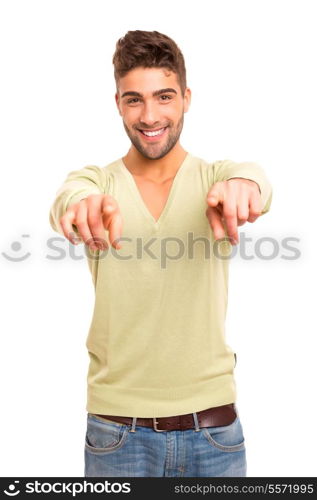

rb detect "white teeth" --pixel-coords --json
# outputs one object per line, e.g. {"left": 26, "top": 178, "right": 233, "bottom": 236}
{"left": 141, "top": 128, "right": 165, "bottom": 137}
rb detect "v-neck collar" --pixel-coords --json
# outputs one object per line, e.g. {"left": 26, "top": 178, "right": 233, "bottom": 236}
{"left": 119, "top": 152, "right": 191, "bottom": 228}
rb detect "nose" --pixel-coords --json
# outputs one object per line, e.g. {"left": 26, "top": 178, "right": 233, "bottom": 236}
{"left": 139, "top": 101, "right": 160, "bottom": 128}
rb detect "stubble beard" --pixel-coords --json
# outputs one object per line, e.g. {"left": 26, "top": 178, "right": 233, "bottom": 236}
{"left": 123, "top": 113, "right": 184, "bottom": 160}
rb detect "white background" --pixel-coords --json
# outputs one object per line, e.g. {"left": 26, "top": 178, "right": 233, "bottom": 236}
{"left": 0, "top": 0, "right": 316, "bottom": 477}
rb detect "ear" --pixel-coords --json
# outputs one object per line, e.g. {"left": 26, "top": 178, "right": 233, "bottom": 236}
{"left": 183, "top": 87, "right": 191, "bottom": 113}
{"left": 115, "top": 92, "right": 122, "bottom": 116}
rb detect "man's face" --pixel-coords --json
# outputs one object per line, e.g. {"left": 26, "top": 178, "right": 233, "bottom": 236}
{"left": 115, "top": 67, "right": 191, "bottom": 160}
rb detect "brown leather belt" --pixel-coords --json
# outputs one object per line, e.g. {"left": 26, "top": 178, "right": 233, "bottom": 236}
{"left": 94, "top": 403, "right": 236, "bottom": 431}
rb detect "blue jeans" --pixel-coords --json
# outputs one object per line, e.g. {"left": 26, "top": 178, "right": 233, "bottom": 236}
{"left": 84, "top": 404, "right": 247, "bottom": 477}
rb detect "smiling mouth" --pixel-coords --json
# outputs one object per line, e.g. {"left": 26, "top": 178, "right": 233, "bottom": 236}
{"left": 138, "top": 127, "right": 168, "bottom": 138}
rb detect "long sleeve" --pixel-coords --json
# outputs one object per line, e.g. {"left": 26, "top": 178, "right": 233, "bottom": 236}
{"left": 49, "top": 165, "right": 109, "bottom": 236}
{"left": 208, "top": 159, "right": 273, "bottom": 215}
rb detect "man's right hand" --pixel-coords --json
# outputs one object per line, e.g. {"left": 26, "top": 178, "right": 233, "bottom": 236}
{"left": 60, "top": 194, "right": 123, "bottom": 250}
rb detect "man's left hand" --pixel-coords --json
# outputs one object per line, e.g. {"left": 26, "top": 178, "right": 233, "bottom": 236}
{"left": 206, "top": 178, "right": 263, "bottom": 245}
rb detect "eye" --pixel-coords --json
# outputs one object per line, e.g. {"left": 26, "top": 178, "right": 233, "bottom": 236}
{"left": 160, "top": 95, "right": 172, "bottom": 101}
{"left": 127, "top": 98, "right": 140, "bottom": 104}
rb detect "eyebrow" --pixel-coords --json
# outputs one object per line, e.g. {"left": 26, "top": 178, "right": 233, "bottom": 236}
{"left": 121, "top": 88, "right": 178, "bottom": 99}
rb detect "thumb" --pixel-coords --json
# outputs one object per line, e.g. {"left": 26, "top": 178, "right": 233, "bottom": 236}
{"left": 207, "top": 190, "right": 219, "bottom": 206}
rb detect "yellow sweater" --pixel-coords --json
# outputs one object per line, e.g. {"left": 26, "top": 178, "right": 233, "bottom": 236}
{"left": 49, "top": 153, "right": 272, "bottom": 417}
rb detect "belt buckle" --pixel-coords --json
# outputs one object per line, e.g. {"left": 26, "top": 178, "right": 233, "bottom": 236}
{"left": 153, "top": 418, "right": 167, "bottom": 432}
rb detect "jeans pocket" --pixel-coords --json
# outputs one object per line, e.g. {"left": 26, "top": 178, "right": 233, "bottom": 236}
{"left": 85, "top": 414, "right": 130, "bottom": 454}
{"left": 202, "top": 416, "right": 245, "bottom": 452}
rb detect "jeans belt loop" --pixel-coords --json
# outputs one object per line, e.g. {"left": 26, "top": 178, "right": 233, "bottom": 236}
{"left": 129, "top": 416, "right": 137, "bottom": 433}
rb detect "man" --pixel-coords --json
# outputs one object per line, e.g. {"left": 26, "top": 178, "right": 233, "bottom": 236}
{"left": 49, "top": 30, "right": 272, "bottom": 477}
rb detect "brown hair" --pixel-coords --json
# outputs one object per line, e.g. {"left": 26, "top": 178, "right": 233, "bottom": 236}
{"left": 112, "top": 30, "right": 187, "bottom": 97}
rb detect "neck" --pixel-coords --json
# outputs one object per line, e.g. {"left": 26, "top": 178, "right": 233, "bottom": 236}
{"left": 122, "top": 143, "right": 188, "bottom": 180}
